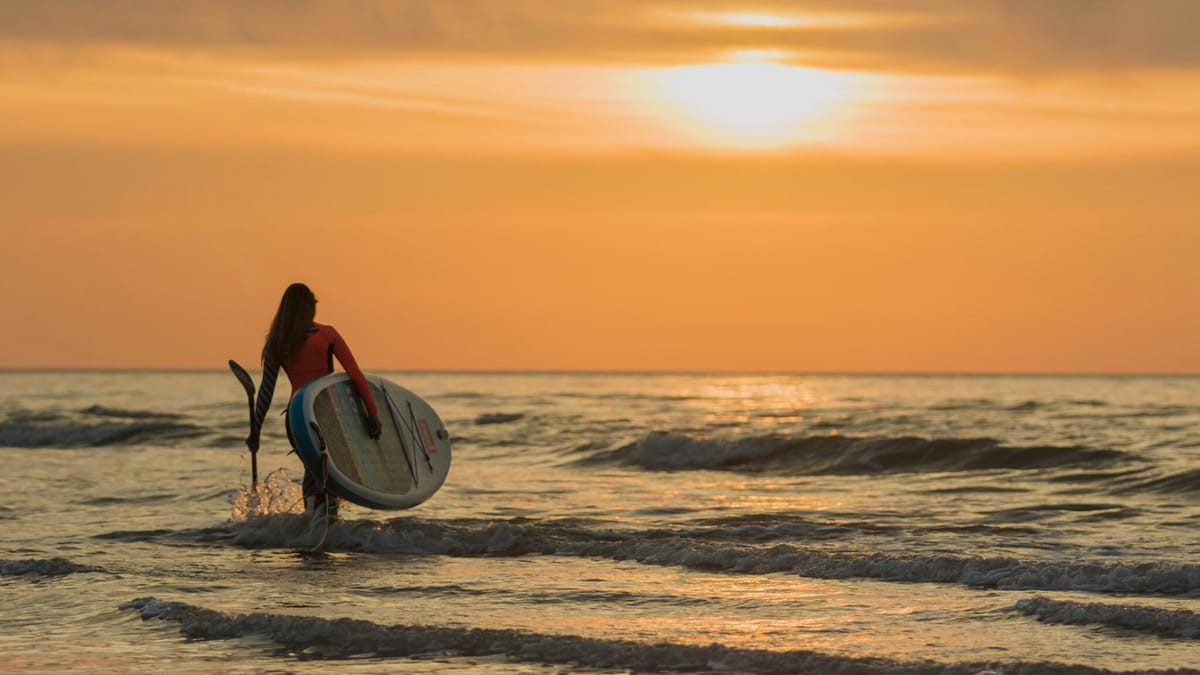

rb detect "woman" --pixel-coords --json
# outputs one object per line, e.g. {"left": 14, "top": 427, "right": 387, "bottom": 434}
{"left": 245, "top": 283, "right": 381, "bottom": 517}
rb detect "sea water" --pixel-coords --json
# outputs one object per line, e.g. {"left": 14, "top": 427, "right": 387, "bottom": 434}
{"left": 2, "top": 371, "right": 1199, "bottom": 673}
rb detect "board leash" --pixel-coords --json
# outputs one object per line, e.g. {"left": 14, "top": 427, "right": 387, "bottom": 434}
{"left": 310, "top": 452, "right": 332, "bottom": 552}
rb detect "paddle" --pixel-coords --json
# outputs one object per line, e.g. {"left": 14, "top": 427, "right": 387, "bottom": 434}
{"left": 228, "top": 360, "right": 258, "bottom": 491}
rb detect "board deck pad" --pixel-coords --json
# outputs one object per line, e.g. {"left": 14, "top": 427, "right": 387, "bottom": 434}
{"left": 312, "top": 382, "right": 414, "bottom": 494}
{"left": 290, "top": 373, "right": 451, "bottom": 510}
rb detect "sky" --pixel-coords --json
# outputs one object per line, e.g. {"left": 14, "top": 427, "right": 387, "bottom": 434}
{"left": 1, "top": 0, "right": 1197, "bottom": 372}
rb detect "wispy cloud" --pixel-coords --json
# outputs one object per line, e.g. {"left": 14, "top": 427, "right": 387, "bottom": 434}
{"left": 1, "top": 1, "right": 1198, "bottom": 75}
{"left": 1, "top": 1, "right": 1198, "bottom": 160}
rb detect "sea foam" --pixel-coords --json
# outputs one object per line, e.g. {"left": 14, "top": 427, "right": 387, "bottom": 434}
{"left": 1015, "top": 596, "right": 1200, "bottom": 639}
{"left": 224, "top": 516, "right": 1200, "bottom": 596}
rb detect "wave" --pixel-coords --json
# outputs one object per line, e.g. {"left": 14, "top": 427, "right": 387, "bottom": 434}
{"left": 0, "top": 419, "right": 206, "bottom": 448}
{"left": 928, "top": 398, "right": 998, "bottom": 411}
{"left": 82, "top": 493, "right": 179, "bottom": 506}
{"left": 1114, "top": 468, "right": 1200, "bottom": 495}
{"left": 1, "top": 557, "right": 103, "bottom": 577}
{"left": 688, "top": 514, "right": 898, "bottom": 540}
{"left": 0, "top": 407, "right": 207, "bottom": 448}
{"left": 222, "top": 516, "right": 1200, "bottom": 596}
{"left": 982, "top": 503, "right": 1143, "bottom": 525}
{"left": 473, "top": 412, "right": 525, "bottom": 425}
{"left": 120, "top": 596, "right": 1153, "bottom": 674}
{"left": 94, "top": 528, "right": 182, "bottom": 542}
{"left": 1009, "top": 400, "right": 1042, "bottom": 412}
{"left": 1047, "top": 468, "right": 1150, "bottom": 484}
{"left": 1049, "top": 406, "right": 1200, "bottom": 423}
{"left": 79, "top": 404, "right": 181, "bottom": 420}
{"left": 577, "top": 432, "right": 1125, "bottom": 475}
{"left": 1015, "top": 597, "right": 1200, "bottom": 639}
{"left": 923, "top": 398, "right": 1112, "bottom": 414}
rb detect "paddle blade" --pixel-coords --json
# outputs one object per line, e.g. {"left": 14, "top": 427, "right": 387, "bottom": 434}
{"left": 228, "top": 360, "right": 255, "bottom": 398}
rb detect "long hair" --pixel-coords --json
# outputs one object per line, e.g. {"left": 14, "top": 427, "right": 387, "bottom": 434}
{"left": 262, "top": 283, "right": 317, "bottom": 366}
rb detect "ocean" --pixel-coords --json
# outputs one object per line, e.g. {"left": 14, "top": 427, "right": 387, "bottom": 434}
{"left": 2, "top": 371, "right": 1199, "bottom": 674}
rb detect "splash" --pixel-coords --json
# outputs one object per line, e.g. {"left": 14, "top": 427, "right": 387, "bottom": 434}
{"left": 229, "top": 468, "right": 304, "bottom": 521}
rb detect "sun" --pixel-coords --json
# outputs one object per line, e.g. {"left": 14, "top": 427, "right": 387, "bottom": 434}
{"left": 637, "top": 51, "right": 859, "bottom": 149}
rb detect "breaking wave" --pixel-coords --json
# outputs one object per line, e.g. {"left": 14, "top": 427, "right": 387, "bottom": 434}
{"left": 1, "top": 557, "right": 103, "bottom": 577}
{"left": 223, "top": 516, "right": 1200, "bottom": 596}
{"left": 120, "top": 596, "right": 1147, "bottom": 674}
{"left": 1015, "top": 597, "right": 1200, "bottom": 639}
{"left": 579, "top": 432, "right": 1125, "bottom": 475}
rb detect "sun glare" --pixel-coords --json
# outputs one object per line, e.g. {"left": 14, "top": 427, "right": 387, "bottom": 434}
{"left": 637, "top": 51, "right": 861, "bottom": 149}
{"left": 672, "top": 9, "right": 876, "bottom": 29}
{"left": 711, "top": 12, "right": 805, "bottom": 27}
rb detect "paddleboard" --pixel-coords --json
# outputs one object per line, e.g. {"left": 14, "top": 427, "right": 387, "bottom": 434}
{"left": 287, "top": 373, "right": 451, "bottom": 510}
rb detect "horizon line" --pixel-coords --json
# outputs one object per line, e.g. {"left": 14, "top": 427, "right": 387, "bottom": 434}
{"left": 1, "top": 366, "right": 1197, "bottom": 378}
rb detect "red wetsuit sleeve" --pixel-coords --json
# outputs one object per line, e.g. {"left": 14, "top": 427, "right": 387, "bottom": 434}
{"left": 326, "top": 325, "right": 378, "bottom": 417}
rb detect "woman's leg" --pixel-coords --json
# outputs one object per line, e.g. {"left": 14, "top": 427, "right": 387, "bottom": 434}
{"left": 301, "top": 463, "right": 339, "bottom": 516}
{"left": 288, "top": 411, "right": 339, "bottom": 516}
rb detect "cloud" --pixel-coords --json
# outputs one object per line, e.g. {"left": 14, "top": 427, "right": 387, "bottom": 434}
{"left": 0, "top": 1, "right": 656, "bottom": 56}
{"left": 1, "top": 0, "right": 1199, "bottom": 74}
{"left": 904, "top": 0, "right": 1200, "bottom": 73}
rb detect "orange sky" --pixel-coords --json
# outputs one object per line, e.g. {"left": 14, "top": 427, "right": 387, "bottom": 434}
{"left": 1, "top": 0, "right": 1197, "bottom": 372}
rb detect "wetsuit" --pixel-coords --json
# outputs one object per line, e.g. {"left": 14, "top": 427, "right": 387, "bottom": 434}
{"left": 252, "top": 322, "right": 378, "bottom": 501}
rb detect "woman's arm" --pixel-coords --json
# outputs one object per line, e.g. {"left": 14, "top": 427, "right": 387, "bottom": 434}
{"left": 328, "top": 325, "right": 378, "bottom": 418}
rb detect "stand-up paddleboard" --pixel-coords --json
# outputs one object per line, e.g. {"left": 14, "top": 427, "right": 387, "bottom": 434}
{"left": 288, "top": 373, "right": 451, "bottom": 510}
